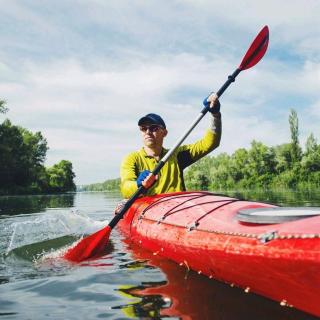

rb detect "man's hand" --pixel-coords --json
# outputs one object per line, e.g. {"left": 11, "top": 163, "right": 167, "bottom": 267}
{"left": 137, "top": 170, "right": 158, "bottom": 189}
{"left": 203, "top": 92, "right": 221, "bottom": 115}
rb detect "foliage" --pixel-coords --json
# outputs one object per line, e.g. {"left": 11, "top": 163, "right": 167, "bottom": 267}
{"left": 185, "top": 109, "right": 320, "bottom": 191}
{"left": 0, "top": 119, "right": 48, "bottom": 191}
{"left": 47, "top": 160, "right": 76, "bottom": 192}
{"left": 301, "top": 134, "right": 320, "bottom": 172}
{"left": 288, "top": 109, "right": 302, "bottom": 163}
{"left": 80, "top": 178, "right": 121, "bottom": 192}
{"left": 0, "top": 100, "right": 8, "bottom": 114}
{"left": 0, "top": 100, "right": 76, "bottom": 195}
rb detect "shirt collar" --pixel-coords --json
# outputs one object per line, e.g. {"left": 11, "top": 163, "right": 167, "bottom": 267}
{"left": 139, "top": 147, "right": 168, "bottom": 158}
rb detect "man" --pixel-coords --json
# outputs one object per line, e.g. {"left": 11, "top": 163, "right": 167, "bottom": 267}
{"left": 120, "top": 93, "right": 221, "bottom": 198}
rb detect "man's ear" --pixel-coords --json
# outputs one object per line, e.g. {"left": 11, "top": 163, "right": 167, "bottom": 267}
{"left": 163, "top": 129, "right": 168, "bottom": 137}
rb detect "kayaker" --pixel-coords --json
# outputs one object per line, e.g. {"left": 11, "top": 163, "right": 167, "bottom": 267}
{"left": 119, "top": 93, "right": 221, "bottom": 199}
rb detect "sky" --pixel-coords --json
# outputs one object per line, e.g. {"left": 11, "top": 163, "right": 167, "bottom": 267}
{"left": 0, "top": 0, "right": 319, "bottom": 185}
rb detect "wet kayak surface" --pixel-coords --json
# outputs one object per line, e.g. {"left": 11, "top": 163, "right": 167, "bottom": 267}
{"left": 0, "top": 191, "right": 319, "bottom": 320}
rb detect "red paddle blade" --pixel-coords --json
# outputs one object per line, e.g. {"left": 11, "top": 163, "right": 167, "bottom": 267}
{"left": 64, "top": 225, "right": 111, "bottom": 262}
{"left": 239, "top": 25, "right": 269, "bottom": 70}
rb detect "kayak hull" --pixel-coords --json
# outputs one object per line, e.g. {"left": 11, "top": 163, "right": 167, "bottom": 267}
{"left": 117, "top": 192, "right": 320, "bottom": 317}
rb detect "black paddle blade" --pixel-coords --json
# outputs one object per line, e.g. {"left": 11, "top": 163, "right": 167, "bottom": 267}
{"left": 239, "top": 25, "right": 269, "bottom": 70}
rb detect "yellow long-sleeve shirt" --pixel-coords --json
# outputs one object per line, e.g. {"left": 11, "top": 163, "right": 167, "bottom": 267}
{"left": 120, "top": 116, "right": 221, "bottom": 198}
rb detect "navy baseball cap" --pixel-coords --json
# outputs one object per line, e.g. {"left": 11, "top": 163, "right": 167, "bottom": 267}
{"left": 138, "top": 113, "right": 166, "bottom": 128}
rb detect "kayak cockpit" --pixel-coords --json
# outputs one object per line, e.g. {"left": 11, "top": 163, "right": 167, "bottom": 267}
{"left": 237, "top": 207, "right": 320, "bottom": 224}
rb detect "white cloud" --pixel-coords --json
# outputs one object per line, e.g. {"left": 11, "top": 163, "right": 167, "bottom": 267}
{"left": 0, "top": 1, "right": 319, "bottom": 184}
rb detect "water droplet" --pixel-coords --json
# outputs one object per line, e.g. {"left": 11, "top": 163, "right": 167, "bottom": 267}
{"left": 280, "top": 299, "right": 287, "bottom": 306}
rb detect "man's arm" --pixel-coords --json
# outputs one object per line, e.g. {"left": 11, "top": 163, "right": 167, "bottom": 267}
{"left": 186, "top": 113, "right": 221, "bottom": 162}
{"left": 185, "top": 93, "right": 222, "bottom": 163}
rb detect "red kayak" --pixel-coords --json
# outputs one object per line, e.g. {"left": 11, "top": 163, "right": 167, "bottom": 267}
{"left": 117, "top": 191, "right": 320, "bottom": 317}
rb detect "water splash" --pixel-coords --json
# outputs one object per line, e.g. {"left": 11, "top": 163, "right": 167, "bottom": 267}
{"left": 5, "top": 209, "right": 108, "bottom": 258}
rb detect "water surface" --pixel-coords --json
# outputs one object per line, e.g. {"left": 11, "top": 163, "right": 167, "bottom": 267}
{"left": 0, "top": 190, "right": 319, "bottom": 319}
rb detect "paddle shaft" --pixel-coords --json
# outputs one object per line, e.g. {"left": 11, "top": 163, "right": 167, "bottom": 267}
{"left": 108, "top": 67, "right": 244, "bottom": 230}
{"left": 63, "top": 26, "right": 269, "bottom": 263}
{"left": 108, "top": 26, "right": 271, "bottom": 230}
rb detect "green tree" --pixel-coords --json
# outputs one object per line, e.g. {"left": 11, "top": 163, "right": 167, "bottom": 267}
{"left": 0, "top": 120, "right": 48, "bottom": 192}
{"left": 301, "top": 134, "right": 320, "bottom": 172}
{"left": 19, "top": 127, "right": 48, "bottom": 188}
{"left": 0, "top": 99, "right": 8, "bottom": 114}
{"left": 289, "top": 109, "right": 302, "bottom": 163}
{"left": 81, "top": 178, "right": 121, "bottom": 191}
{"left": 186, "top": 169, "right": 210, "bottom": 190}
{"left": 209, "top": 153, "right": 233, "bottom": 189}
{"left": 47, "top": 160, "right": 76, "bottom": 192}
{"left": 0, "top": 100, "right": 76, "bottom": 195}
{"left": 0, "top": 119, "right": 25, "bottom": 188}
{"left": 245, "top": 141, "right": 276, "bottom": 187}
{"left": 272, "top": 143, "right": 293, "bottom": 172}
{"left": 102, "top": 178, "right": 121, "bottom": 191}
{"left": 229, "top": 148, "right": 249, "bottom": 182}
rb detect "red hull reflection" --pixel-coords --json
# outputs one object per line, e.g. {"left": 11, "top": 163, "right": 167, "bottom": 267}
{"left": 121, "top": 239, "right": 316, "bottom": 320}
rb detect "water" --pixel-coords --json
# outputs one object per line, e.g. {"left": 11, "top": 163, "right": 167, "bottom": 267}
{"left": 0, "top": 190, "right": 319, "bottom": 320}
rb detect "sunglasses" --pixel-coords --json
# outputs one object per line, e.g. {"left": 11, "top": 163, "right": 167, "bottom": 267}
{"left": 139, "top": 125, "right": 163, "bottom": 133}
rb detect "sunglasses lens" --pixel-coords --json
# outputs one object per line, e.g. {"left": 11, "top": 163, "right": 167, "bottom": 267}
{"left": 140, "top": 125, "right": 162, "bottom": 132}
{"left": 150, "top": 125, "right": 160, "bottom": 132}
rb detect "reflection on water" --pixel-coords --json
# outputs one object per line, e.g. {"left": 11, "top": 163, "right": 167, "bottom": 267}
{"left": 0, "top": 191, "right": 319, "bottom": 320}
{"left": 221, "top": 189, "right": 320, "bottom": 206}
{"left": 116, "top": 240, "right": 318, "bottom": 320}
{"left": 0, "top": 193, "right": 75, "bottom": 216}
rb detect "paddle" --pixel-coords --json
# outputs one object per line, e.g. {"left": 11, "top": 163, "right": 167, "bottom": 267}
{"left": 64, "top": 25, "right": 269, "bottom": 262}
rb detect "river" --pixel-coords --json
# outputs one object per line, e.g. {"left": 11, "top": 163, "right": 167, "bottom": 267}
{"left": 0, "top": 190, "right": 319, "bottom": 319}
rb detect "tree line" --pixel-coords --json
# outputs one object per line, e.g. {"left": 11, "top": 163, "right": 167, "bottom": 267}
{"left": 185, "top": 109, "right": 320, "bottom": 190}
{"left": 82, "top": 109, "right": 320, "bottom": 193}
{"left": 0, "top": 99, "right": 76, "bottom": 195}
{"left": 79, "top": 178, "right": 120, "bottom": 192}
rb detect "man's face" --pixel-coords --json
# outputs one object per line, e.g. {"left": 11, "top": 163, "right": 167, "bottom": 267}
{"left": 139, "top": 124, "right": 168, "bottom": 148}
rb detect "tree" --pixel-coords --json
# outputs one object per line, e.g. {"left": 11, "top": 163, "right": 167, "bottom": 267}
{"left": 230, "top": 148, "right": 249, "bottom": 182}
{"left": 19, "top": 127, "right": 48, "bottom": 183}
{"left": 186, "top": 170, "right": 210, "bottom": 190}
{"left": 0, "top": 120, "right": 48, "bottom": 191}
{"left": 209, "top": 153, "right": 233, "bottom": 189}
{"left": 0, "top": 100, "right": 76, "bottom": 195}
{"left": 47, "top": 160, "right": 76, "bottom": 192}
{"left": 305, "top": 133, "right": 318, "bottom": 155}
{"left": 301, "top": 134, "right": 320, "bottom": 172}
{"left": 0, "top": 99, "right": 8, "bottom": 114}
{"left": 248, "top": 141, "right": 275, "bottom": 174}
{"left": 0, "top": 119, "right": 25, "bottom": 187}
{"left": 289, "top": 109, "right": 302, "bottom": 163}
{"left": 272, "top": 143, "right": 293, "bottom": 172}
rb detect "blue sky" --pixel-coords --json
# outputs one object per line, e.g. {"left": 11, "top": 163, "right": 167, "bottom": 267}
{"left": 1, "top": 1, "right": 319, "bottom": 185}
